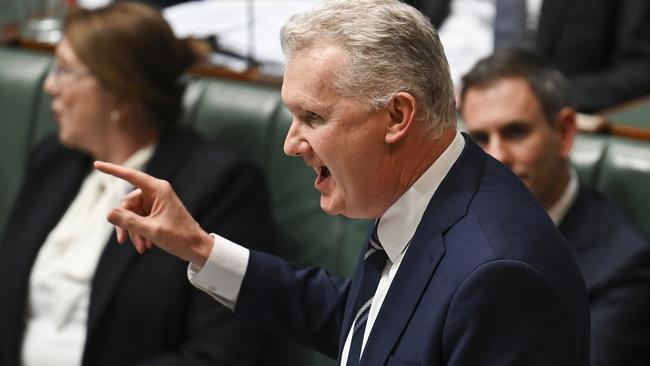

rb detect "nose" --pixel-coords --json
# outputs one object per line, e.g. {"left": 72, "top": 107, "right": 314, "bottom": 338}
{"left": 43, "top": 71, "right": 58, "bottom": 96}
{"left": 486, "top": 137, "right": 513, "bottom": 167}
{"left": 283, "top": 117, "right": 310, "bottom": 157}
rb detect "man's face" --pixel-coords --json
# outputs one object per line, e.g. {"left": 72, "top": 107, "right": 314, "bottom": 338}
{"left": 281, "top": 45, "right": 391, "bottom": 218}
{"left": 461, "top": 77, "right": 570, "bottom": 208}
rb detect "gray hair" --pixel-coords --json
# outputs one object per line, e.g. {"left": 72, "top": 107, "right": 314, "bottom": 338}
{"left": 280, "top": 0, "right": 456, "bottom": 136}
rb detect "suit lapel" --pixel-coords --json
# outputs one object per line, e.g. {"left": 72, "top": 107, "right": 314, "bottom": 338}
{"left": 0, "top": 147, "right": 89, "bottom": 365}
{"left": 86, "top": 129, "right": 194, "bottom": 336}
{"left": 357, "top": 135, "right": 487, "bottom": 365}
{"left": 360, "top": 232, "right": 445, "bottom": 366}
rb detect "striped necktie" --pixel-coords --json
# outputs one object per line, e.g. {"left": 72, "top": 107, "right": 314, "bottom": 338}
{"left": 346, "top": 227, "right": 387, "bottom": 366}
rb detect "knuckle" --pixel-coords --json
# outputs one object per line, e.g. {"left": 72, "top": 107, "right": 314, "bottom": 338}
{"left": 161, "top": 180, "right": 172, "bottom": 191}
{"left": 126, "top": 214, "right": 137, "bottom": 228}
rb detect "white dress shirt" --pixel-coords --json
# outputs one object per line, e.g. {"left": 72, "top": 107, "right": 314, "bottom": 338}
{"left": 438, "top": 0, "right": 543, "bottom": 85}
{"left": 21, "top": 144, "right": 154, "bottom": 366}
{"left": 547, "top": 167, "right": 579, "bottom": 226}
{"left": 189, "top": 131, "right": 465, "bottom": 363}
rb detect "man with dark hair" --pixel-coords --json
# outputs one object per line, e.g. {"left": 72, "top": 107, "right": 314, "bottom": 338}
{"left": 407, "top": 0, "right": 650, "bottom": 112}
{"left": 461, "top": 49, "right": 650, "bottom": 366}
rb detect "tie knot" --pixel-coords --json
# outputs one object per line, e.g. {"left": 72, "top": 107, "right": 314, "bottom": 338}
{"left": 365, "top": 228, "right": 385, "bottom": 261}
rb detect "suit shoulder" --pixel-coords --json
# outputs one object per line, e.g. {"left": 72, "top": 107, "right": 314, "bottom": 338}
{"left": 441, "top": 156, "right": 584, "bottom": 297}
{"left": 565, "top": 185, "right": 648, "bottom": 252}
{"left": 464, "top": 158, "right": 564, "bottom": 259}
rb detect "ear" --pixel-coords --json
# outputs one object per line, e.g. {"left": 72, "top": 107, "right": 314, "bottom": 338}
{"left": 385, "top": 91, "right": 417, "bottom": 145}
{"left": 111, "top": 92, "right": 138, "bottom": 121}
{"left": 554, "top": 107, "right": 577, "bottom": 159}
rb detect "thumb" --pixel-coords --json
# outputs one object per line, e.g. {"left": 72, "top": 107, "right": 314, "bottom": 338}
{"left": 107, "top": 207, "right": 156, "bottom": 243}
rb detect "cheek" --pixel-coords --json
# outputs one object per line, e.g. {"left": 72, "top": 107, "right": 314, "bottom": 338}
{"left": 61, "top": 91, "right": 87, "bottom": 119}
{"left": 62, "top": 99, "right": 105, "bottom": 138}
{"left": 520, "top": 146, "right": 559, "bottom": 187}
{"left": 510, "top": 134, "right": 547, "bottom": 166}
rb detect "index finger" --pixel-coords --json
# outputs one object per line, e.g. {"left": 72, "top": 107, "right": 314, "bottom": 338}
{"left": 94, "top": 161, "right": 158, "bottom": 192}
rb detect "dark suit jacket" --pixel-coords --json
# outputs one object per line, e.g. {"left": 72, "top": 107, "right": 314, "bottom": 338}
{"left": 233, "top": 134, "right": 590, "bottom": 365}
{"left": 0, "top": 128, "right": 274, "bottom": 366}
{"left": 407, "top": 0, "right": 650, "bottom": 112}
{"left": 560, "top": 186, "right": 650, "bottom": 366}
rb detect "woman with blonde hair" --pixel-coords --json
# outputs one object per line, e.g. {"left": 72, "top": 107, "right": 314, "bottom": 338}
{"left": 0, "top": 3, "right": 272, "bottom": 365}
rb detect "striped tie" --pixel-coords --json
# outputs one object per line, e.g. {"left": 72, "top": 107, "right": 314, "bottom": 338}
{"left": 346, "top": 227, "right": 387, "bottom": 366}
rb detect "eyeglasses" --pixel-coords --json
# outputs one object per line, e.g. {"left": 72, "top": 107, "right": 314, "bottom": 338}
{"left": 48, "top": 59, "right": 92, "bottom": 86}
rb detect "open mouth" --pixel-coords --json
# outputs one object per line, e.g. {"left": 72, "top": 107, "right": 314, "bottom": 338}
{"left": 315, "top": 166, "right": 331, "bottom": 186}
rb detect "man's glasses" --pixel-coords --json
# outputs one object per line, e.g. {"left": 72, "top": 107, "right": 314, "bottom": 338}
{"left": 48, "top": 59, "right": 92, "bottom": 86}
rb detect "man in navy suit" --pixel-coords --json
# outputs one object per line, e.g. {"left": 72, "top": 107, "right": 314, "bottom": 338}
{"left": 460, "top": 49, "right": 650, "bottom": 366}
{"left": 406, "top": 0, "right": 650, "bottom": 112}
{"left": 94, "top": 1, "right": 590, "bottom": 364}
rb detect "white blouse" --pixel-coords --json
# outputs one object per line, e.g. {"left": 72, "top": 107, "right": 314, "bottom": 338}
{"left": 21, "top": 145, "right": 154, "bottom": 366}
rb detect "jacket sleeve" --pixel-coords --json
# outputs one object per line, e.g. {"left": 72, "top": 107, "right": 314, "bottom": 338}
{"left": 235, "top": 249, "right": 351, "bottom": 359}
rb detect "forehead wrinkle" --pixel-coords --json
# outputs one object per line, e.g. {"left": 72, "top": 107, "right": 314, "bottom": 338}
{"left": 282, "top": 81, "right": 329, "bottom": 115}
{"left": 283, "top": 47, "right": 343, "bottom": 115}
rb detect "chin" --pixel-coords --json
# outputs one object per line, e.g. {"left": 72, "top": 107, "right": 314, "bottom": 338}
{"left": 320, "top": 204, "right": 341, "bottom": 216}
{"left": 57, "top": 132, "right": 83, "bottom": 152}
{"left": 319, "top": 196, "right": 344, "bottom": 216}
{"left": 57, "top": 130, "right": 71, "bottom": 145}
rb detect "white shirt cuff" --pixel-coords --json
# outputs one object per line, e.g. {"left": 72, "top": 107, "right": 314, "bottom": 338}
{"left": 187, "top": 233, "right": 249, "bottom": 310}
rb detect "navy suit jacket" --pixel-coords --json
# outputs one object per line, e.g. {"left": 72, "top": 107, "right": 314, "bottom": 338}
{"left": 560, "top": 186, "right": 650, "bottom": 366}
{"left": 235, "top": 134, "right": 590, "bottom": 365}
{"left": 406, "top": 0, "right": 650, "bottom": 112}
{"left": 0, "top": 128, "right": 274, "bottom": 366}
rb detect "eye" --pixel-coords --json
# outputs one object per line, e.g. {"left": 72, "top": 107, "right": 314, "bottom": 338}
{"left": 501, "top": 122, "right": 531, "bottom": 141}
{"left": 304, "top": 111, "right": 322, "bottom": 126}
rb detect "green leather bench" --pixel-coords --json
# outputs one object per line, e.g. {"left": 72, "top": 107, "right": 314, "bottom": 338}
{"left": 571, "top": 134, "right": 650, "bottom": 240}
{"left": 0, "top": 47, "right": 52, "bottom": 235}
{"left": 0, "top": 45, "right": 367, "bottom": 366}
{"left": 1, "top": 46, "right": 650, "bottom": 365}
{"left": 0, "top": 0, "right": 16, "bottom": 26}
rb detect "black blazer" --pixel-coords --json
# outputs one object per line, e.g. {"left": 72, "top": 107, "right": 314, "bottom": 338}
{"left": 407, "top": 0, "right": 650, "bottom": 112}
{"left": 0, "top": 128, "right": 274, "bottom": 366}
{"left": 234, "top": 135, "right": 590, "bottom": 365}
{"left": 560, "top": 186, "right": 650, "bottom": 366}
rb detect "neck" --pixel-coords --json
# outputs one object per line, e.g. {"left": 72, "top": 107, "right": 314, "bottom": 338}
{"left": 542, "top": 164, "right": 571, "bottom": 211}
{"left": 381, "top": 126, "right": 457, "bottom": 214}
{"left": 402, "top": 127, "right": 456, "bottom": 187}
{"left": 91, "top": 120, "right": 159, "bottom": 164}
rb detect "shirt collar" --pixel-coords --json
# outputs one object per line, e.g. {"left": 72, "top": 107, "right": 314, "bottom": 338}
{"left": 377, "top": 131, "right": 465, "bottom": 263}
{"left": 547, "top": 167, "right": 579, "bottom": 225}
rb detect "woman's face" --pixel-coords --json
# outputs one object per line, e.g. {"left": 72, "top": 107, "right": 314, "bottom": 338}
{"left": 43, "top": 37, "right": 116, "bottom": 154}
